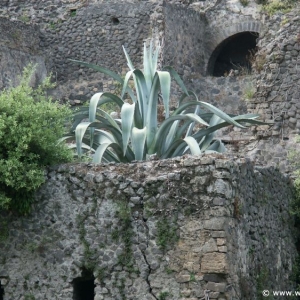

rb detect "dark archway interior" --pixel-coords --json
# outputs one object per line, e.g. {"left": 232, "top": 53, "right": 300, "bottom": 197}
{"left": 0, "top": 283, "right": 4, "bottom": 300}
{"left": 73, "top": 269, "right": 95, "bottom": 300}
{"left": 209, "top": 31, "right": 258, "bottom": 77}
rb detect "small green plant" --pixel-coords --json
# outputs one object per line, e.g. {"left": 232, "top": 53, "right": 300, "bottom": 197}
{"left": 156, "top": 218, "right": 179, "bottom": 252}
{"left": 20, "top": 14, "right": 30, "bottom": 23}
{"left": 165, "top": 267, "right": 174, "bottom": 274}
{"left": 76, "top": 213, "right": 98, "bottom": 271}
{"left": 256, "top": 0, "right": 268, "bottom": 4}
{"left": 11, "top": 30, "right": 21, "bottom": 41}
{"left": 24, "top": 294, "right": 35, "bottom": 300}
{"left": 115, "top": 201, "right": 134, "bottom": 270}
{"left": 67, "top": 40, "right": 265, "bottom": 163}
{"left": 240, "top": 0, "right": 249, "bottom": 6}
{"left": 48, "top": 21, "right": 56, "bottom": 30}
{"left": 248, "top": 246, "right": 255, "bottom": 256}
{"left": 251, "top": 50, "right": 266, "bottom": 73}
{"left": 189, "top": 272, "right": 196, "bottom": 282}
{"left": 158, "top": 291, "right": 170, "bottom": 300}
{"left": 70, "top": 9, "right": 77, "bottom": 17}
{"left": 0, "top": 65, "right": 73, "bottom": 213}
{"left": 243, "top": 84, "right": 256, "bottom": 101}
{"left": 95, "top": 267, "right": 106, "bottom": 283}
{"left": 281, "top": 17, "right": 290, "bottom": 26}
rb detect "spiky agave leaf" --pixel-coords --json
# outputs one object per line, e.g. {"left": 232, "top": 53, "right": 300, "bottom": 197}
{"left": 69, "top": 39, "right": 267, "bottom": 163}
{"left": 131, "top": 127, "right": 147, "bottom": 161}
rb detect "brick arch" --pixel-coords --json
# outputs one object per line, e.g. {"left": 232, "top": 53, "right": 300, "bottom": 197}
{"left": 205, "top": 21, "right": 263, "bottom": 76}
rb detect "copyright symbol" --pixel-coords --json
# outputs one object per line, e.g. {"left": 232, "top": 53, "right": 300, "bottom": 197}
{"left": 262, "top": 290, "right": 270, "bottom": 297}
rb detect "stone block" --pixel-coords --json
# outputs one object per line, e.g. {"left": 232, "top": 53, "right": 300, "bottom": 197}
{"left": 206, "top": 282, "right": 226, "bottom": 292}
{"left": 217, "top": 238, "right": 226, "bottom": 246}
{"left": 200, "top": 157, "right": 215, "bottom": 165}
{"left": 211, "top": 231, "right": 226, "bottom": 238}
{"left": 180, "top": 289, "right": 192, "bottom": 297}
{"left": 183, "top": 261, "right": 200, "bottom": 272}
{"left": 207, "top": 179, "right": 232, "bottom": 198}
{"left": 218, "top": 246, "right": 228, "bottom": 252}
{"left": 202, "top": 238, "right": 218, "bottom": 253}
{"left": 176, "top": 273, "right": 191, "bottom": 283}
{"left": 203, "top": 218, "right": 227, "bottom": 230}
{"left": 213, "top": 197, "right": 226, "bottom": 206}
{"left": 201, "top": 253, "right": 228, "bottom": 273}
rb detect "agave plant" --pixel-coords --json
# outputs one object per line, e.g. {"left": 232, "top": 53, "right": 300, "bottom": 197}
{"left": 65, "top": 41, "right": 265, "bottom": 163}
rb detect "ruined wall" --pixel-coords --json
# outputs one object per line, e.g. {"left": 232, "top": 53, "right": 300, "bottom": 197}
{"left": 0, "top": 0, "right": 300, "bottom": 169}
{"left": 0, "top": 17, "right": 47, "bottom": 89}
{"left": 0, "top": 0, "right": 162, "bottom": 104}
{"left": 0, "top": 155, "right": 297, "bottom": 299}
{"left": 240, "top": 6, "right": 300, "bottom": 172}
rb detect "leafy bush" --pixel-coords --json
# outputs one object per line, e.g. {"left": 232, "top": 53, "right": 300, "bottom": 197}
{"left": 0, "top": 65, "right": 73, "bottom": 213}
{"left": 67, "top": 41, "right": 265, "bottom": 163}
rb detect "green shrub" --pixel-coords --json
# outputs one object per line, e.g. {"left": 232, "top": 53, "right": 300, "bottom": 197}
{"left": 66, "top": 40, "right": 265, "bottom": 163}
{"left": 263, "top": 0, "right": 296, "bottom": 15}
{"left": 0, "top": 65, "right": 73, "bottom": 213}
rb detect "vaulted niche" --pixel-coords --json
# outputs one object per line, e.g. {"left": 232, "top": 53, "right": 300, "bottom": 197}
{"left": 208, "top": 31, "right": 259, "bottom": 77}
{"left": 72, "top": 269, "right": 95, "bottom": 300}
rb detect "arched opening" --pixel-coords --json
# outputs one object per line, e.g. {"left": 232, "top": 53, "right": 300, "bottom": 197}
{"left": 72, "top": 269, "right": 95, "bottom": 300}
{"left": 0, "top": 282, "right": 4, "bottom": 300}
{"left": 208, "top": 31, "right": 259, "bottom": 77}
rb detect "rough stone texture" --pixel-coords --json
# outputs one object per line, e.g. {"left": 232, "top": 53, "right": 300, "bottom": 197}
{"left": 241, "top": 6, "right": 300, "bottom": 173}
{"left": 0, "top": 0, "right": 161, "bottom": 104}
{"left": 0, "top": 155, "right": 297, "bottom": 299}
{"left": 0, "top": 17, "right": 47, "bottom": 89}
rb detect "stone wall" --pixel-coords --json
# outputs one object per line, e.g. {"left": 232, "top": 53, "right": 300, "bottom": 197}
{"left": 0, "top": 0, "right": 162, "bottom": 104}
{"left": 0, "top": 17, "right": 47, "bottom": 89}
{"left": 0, "top": 155, "right": 297, "bottom": 299}
{"left": 238, "top": 6, "right": 300, "bottom": 172}
{"left": 163, "top": 3, "right": 206, "bottom": 77}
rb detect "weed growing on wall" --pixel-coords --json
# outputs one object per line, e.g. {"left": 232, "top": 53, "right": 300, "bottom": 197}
{"left": 77, "top": 213, "right": 98, "bottom": 271}
{"left": 0, "top": 65, "right": 73, "bottom": 213}
{"left": 24, "top": 295, "right": 36, "bottom": 300}
{"left": 243, "top": 83, "right": 256, "bottom": 101}
{"left": 156, "top": 217, "right": 179, "bottom": 252}
{"left": 114, "top": 201, "right": 135, "bottom": 271}
{"left": 158, "top": 291, "right": 170, "bottom": 300}
{"left": 263, "top": 0, "right": 297, "bottom": 15}
{"left": 240, "top": 0, "right": 249, "bottom": 7}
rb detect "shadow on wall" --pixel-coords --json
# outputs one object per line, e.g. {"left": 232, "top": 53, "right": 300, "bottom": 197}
{"left": 207, "top": 31, "right": 259, "bottom": 77}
